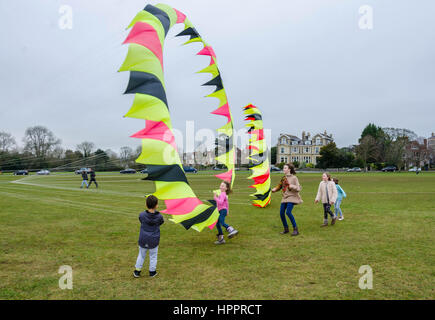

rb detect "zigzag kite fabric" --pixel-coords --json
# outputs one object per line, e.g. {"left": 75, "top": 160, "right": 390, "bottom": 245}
{"left": 119, "top": 3, "right": 235, "bottom": 231}
{"left": 243, "top": 104, "right": 271, "bottom": 208}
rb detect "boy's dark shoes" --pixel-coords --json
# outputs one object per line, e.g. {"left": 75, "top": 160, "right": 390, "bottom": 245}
{"left": 331, "top": 217, "right": 337, "bottom": 225}
{"left": 149, "top": 271, "right": 158, "bottom": 277}
{"left": 133, "top": 270, "right": 141, "bottom": 278}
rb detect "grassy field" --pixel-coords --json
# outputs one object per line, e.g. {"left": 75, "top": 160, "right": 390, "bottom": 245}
{"left": 0, "top": 171, "right": 434, "bottom": 300}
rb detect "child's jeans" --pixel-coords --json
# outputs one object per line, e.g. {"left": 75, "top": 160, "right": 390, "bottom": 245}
{"left": 335, "top": 198, "right": 343, "bottom": 217}
{"left": 323, "top": 203, "right": 336, "bottom": 220}
{"left": 280, "top": 202, "right": 297, "bottom": 228}
{"left": 135, "top": 246, "right": 158, "bottom": 272}
{"left": 216, "top": 209, "right": 229, "bottom": 235}
{"left": 81, "top": 180, "right": 89, "bottom": 188}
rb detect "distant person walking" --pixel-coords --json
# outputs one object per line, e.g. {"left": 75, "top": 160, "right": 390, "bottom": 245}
{"left": 315, "top": 172, "right": 338, "bottom": 227}
{"left": 80, "top": 170, "right": 89, "bottom": 189}
{"left": 271, "top": 163, "right": 302, "bottom": 236}
{"left": 333, "top": 178, "right": 346, "bottom": 221}
{"left": 88, "top": 169, "right": 98, "bottom": 188}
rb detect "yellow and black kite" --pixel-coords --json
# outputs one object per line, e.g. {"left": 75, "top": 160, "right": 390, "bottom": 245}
{"left": 119, "top": 3, "right": 235, "bottom": 231}
{"left": 244, "top": 104, "right": 271, "bottom": 208}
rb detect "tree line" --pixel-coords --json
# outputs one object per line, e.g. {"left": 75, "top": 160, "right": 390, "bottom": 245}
{"left": 271, "top": 124, "right": 429, "bottom": 171}
{"left": 0, "top": 126, "right": 144, "bottom": 172}
{"left": 317, "top": 124, "right": 426, "bottom": 170}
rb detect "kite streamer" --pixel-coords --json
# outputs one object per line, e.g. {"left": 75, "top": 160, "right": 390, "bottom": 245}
{"left": 119, "top": 4, "right": 235, "bottom": 231}
{"left": 243, "top": 104, "right": 271, "bottom": 208}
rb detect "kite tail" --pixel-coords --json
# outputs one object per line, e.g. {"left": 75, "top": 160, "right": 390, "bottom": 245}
{"left": 175, "top": 10, "right": 236, "bottom": 189}
{"left": 119, "top": 3, "right": 222, "bottom": 232}
{"left": 243, "top": 104, "right": 271, "bottom": 208}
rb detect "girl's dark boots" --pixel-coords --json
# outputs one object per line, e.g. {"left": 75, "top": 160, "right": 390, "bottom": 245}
{"left": 280, "top": 227, "right": 290, "bottom": 234}
{"left": 291, "top": 227, "right": 299, "bottom": 236}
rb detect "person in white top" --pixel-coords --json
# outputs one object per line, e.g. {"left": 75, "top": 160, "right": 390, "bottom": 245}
{"left": 315, "top": 172, "right": 338, "bottom": 227}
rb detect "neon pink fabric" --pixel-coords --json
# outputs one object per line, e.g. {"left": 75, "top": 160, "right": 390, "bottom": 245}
{"left": 174, "top": 8, "right": 186, "bottom": 23}
{"left": 211, "top": 103, "right": 231, "bottom": 123}
{"left": 208, "top": 221, "right": 217, "bottom": 230}
{"left": 215, "top": 169, "right": 233, "bottom": 183}
{"left": 250, "top": 129, "right": 264, "bottom": 140}
{"left": 123, "top": 22, "right": 163, "bottom": 68}
{"left": 130, "top": 120, "right": 177, "bottom": 150}
{"left": 252, "top": 172, "right": 270, "bottom": 185}
{"left": 197, "top": 46, "right": 216, "bottom": 58}
{"left": 162, "top": 197, "right": 203, "bottom": 215}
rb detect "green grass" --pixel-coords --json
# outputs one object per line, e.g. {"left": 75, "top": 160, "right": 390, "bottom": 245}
{"left": 0, "top": 171, "right": 434, "bottom": 299}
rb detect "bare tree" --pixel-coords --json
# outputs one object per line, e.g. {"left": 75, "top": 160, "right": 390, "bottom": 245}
{"left": 119, "top": 146, "right": 134, "bottom": 168}
{"left": 383, "top": 128, "right": 417, "bottom": 141}
{"left": 0, "top": 132, "right": 16, "bottom": 152}
{"left": 76, "top": 142, "right": 95, "bottom": 158}
{"left": 23, "top": 126, "right": 61, "bottom": 159}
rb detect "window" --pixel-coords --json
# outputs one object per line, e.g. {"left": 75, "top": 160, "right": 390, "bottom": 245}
{"left": 293, "top": 147, "right": 298, "bottom": 153}
{"left": 281, "top": 147, "right": 285, "bottom": 154}
{"left": 305, "top": 147, "right": 310, "bottom": 153}
{"left": 280, "top": 138, "right": 286, "bottom": 144}
{"left": 291, "top": 141, "right": 298, "bottom": 145}
{"left": 280, "top": 157, "right": 285, "bottom": 163}
{"left": 305, "top": 140, "right": 311, "bottom": 145}
{"left": 316, "top": 138, "right": 321, "bottom": 145}
{"left": 315, "top": 147, "right": 319, "bottom": 154}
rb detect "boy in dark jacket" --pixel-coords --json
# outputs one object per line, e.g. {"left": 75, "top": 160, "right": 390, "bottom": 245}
{"left": 133, "top": 195, "right": 164, "bottom": 278}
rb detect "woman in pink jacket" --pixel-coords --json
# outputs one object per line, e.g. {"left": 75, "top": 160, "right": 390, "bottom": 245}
{"left": 213, "top": 181, "right": 238, "bottom": 245}
{"left": 315, "top": 172, "right": 338, "bottom": 227}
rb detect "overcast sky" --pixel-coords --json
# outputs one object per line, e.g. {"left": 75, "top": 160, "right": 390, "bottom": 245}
{"left": 1, "top": 0, "right": 434, "bottom": 154}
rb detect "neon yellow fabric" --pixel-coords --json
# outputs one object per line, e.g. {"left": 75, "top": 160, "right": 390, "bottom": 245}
{"left": 136, "top": 140, "right": 181, "bottom": 165}
{"left": 215, "top": 148, "right": 235, "bottom": 167}
{"left": 197, "top": 64, "right": 220, "bottom": 78}
{"left": 183, "top": 37, "right": 203, "bottom": 45}
{"left": 153, "top": 181, "right": 196, "bottom": 200}
{"left": 217, "top": 122, "right": 233, "bottom": 137}
{"left": 207, "top": 89, "right": 228, "bottom": 107}
{"left": 244, "top": 104, "right": 271, "bottom": 207}
{"left": 119, "top": 44, "right": 164, "bottom": 85}
{"left": 248, "top": 159, "right": 270, "bottom": 178}
{"left": 250, "top": 180, "right": 271, "bottom": 194}
{"left": 124, "top": 94, "right": 171, "bottom": 126}
{"left": 170, "top": 204, "right": 212, "bottom": 223}
{"left": 122, "top": 5, "right": 238, "bottom": 230}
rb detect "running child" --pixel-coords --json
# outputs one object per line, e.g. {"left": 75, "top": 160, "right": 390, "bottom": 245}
{"left": 315, "top": 172, "right": 338, "bottom": 227}
{"left": 271, "top": 163, "right": 302, "bottom": 236}
{"left": 333, "top": 178, "right": 346, "bottom": 220}
{"left": 213, "top": 181, "right": 238, "bottom": 245}
{"left": 133, "top": 195, "right": 164, "bottom": 278}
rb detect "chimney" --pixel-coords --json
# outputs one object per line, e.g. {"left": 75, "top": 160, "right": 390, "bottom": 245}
{"left": 302, "top": 131, "right": 305, "bottom": 140}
